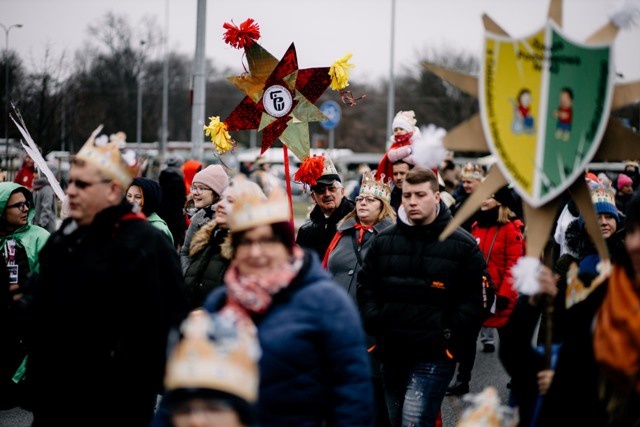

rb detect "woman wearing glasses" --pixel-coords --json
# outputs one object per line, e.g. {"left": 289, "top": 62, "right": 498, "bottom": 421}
{"left": 179, "top": 164, "right": 229, "bottom": 274}
{"left": 201, "top": 187, "right": 373, "bottom": 427}
{"left": 183, "top": 175, "right": 265, "bottom": 310}
{"left": 0, "top": 182, "right": 51, "bottom": 410}
{"left": 323, "top": 170, "right": 395, "bottom": 427}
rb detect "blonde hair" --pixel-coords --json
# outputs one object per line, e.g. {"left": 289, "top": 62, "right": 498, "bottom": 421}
{"left": 497, "top": 205, "right": 516, "bottom": 224}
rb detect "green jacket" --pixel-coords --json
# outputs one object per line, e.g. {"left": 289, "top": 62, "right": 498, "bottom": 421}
{"left": 0, "top": 182, "right": 50, "bottom": 272}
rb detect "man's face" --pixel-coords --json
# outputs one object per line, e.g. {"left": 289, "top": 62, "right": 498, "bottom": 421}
{"left": 66, "top": 162, "right": 119, "bottom": 226}
{"left": 402, "top": 181, "right": 440, "bottom": 225}
{"left": 392, "top": 163, "right": 411, "bottom": 189}
{"left": 310, "top": 181, "right": 344, "bottom": 216}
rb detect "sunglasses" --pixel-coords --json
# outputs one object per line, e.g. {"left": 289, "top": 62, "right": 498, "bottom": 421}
{"left": 6, "top": 201, "right": 31, "bottom": 211}
{"left": 68, "top": 178, "right": 112, "bottom": 190}
{"left": 311, "top": 186, "right": 339, "bottom": 195}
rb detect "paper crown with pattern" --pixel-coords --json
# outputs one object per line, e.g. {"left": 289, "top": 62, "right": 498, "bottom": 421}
{"left": 359, "top": 170, "right": 391, "bottom": 203}
{"left": 589, "top": 180, "right": 619, "bottom": 220}
{"left": 461, "top": 162, "right": 484, "bottom": 181}
{"left": 228, "top": 186, "right": 290, "bottom": 233}
{"left": 74, "top": 125, "right": 137, "bottom": 188}
{"left": 164, "top": 309, "right": 260, "bottom": 404}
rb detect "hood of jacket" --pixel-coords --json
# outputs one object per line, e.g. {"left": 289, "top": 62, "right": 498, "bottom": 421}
{"left": 132, "top": 177, "right": 162, "bottom": 217}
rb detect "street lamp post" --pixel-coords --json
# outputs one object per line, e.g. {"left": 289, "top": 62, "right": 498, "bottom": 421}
{"left": 136, "top": 40, "right": 146, "bottom": 151}
{"left": 1, "top": 22, "right": 23, "bottom": 171}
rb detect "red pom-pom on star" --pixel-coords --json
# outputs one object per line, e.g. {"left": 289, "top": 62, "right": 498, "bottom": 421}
{"left": 222, "top": 18, "right": 260, "bottom": 49}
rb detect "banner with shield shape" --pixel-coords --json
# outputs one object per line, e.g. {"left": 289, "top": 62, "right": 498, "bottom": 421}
{"left": 481, "top": 21, "right": 613, "bottom": 208}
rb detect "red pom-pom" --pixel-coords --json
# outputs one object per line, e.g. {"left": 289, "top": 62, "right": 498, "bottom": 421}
{"left": 294, "top": 155, "right": 325, "bottom": 187}
{"left": 222, "top": 18, "right": 261, "bottom": 49}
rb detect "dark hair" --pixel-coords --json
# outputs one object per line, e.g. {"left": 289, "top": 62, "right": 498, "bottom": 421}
{"left": 561, "top": 87, "right": 573, "bottom": 100}
{"left": 166, "top": 389, "right": 255, "bottom": 425}
{"left": 404, "top": 167, "right": 438, "bottom": 192}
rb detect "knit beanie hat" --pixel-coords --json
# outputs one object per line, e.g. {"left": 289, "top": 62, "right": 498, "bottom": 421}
{"left": 590, "top": 181, "right": 619, "bottom": 221}
{"left": 193, "top": 165, "right": 229, "bottom": 196}
{"left": 617, "top": 173, "right": 633, "bottom": 191}
{"left": 392, "top": 110, "right": 418, "bottom": 133}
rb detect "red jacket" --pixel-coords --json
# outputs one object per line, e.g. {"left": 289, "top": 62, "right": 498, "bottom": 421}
{"left": 472, "top": 219, "right": 525, "bottom": 328}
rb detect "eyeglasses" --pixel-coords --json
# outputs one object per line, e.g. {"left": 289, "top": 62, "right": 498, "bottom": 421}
{"left": 68, "top": 178, "right": 112, "bottom": 190}
{"left": 355, "top": 196, "right": 378, "bottom": 204}
{"left": 236, "top": 236, "right": 281, "bottom": 249}
{"left": 190, "top": 185, "right": 213, "bottom": 194}
{"left": 6, "top": 201, "right": 31, "bottom": 211}
{"left": 312, "top": 186, "right": 339, "bottom": 195}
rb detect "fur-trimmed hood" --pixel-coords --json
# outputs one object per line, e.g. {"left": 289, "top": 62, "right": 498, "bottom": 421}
{"left": 188, "top": 219, "right": 232, "bottom": 260}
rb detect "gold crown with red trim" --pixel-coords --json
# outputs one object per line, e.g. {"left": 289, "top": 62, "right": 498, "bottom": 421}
{"left": 359, "top": 170, "right": 391, "bottom": 203}
{"left": 228, "top": 185, "right": 290, "bottom": 233}
{"left": 74, "top": 125, "right": 137, "bottom": 187}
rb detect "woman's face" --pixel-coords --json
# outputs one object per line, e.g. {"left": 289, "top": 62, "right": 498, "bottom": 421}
{"left": 235, "top": 225, "right": 289, "bottom": 276}
{"left": 191, "top": 182, "right": 216, "bottom": 209}
{"left": 355, "top": 195, "right": 382, "bottom": 226}
{"left": 480, "top": 196, "right": 499, "bottom": 211}
{"left": 126, "top": 185, "right": 144, "bottom": 208}
{"left": 215, "top": 187, "right": 233, "bottom": 227}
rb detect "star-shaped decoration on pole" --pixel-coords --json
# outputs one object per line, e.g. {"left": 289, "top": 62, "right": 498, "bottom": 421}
{"left": 422, "top": 0, "right": 640, "bottom": 303}
{"left": 204, "top": 18, "right": 358, "bottom": 163}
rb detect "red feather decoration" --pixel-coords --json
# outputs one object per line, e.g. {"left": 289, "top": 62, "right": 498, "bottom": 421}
{"left": 222, "top": 18, "right": 261, "bottom": 49}
{"left": 293, "top": 155, "right": 325, "bottom": 187}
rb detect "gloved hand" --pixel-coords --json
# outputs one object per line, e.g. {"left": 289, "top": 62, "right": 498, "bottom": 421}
{"left": 496, "top": 295, "right": 510, "bottom": 311}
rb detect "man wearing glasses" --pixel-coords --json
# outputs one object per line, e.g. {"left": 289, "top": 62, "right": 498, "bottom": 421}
{"left": 25, "top": 130, "right": 188, "bottom": 426}
{"left": 296, "top": 158, "right": 355, "bottom": 260}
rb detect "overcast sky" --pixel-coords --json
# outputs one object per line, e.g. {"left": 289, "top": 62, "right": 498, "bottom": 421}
{"left": 3, "top": 0, "right": 640, "bottom": 84}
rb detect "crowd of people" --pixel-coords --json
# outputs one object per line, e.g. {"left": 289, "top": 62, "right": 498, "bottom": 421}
{"left": 1, "top": 116, "right": 639, "bottom": 427}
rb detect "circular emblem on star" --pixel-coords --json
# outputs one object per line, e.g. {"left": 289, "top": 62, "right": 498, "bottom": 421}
{"left": 263, "top": 85, "right": 293, "bottom": 118}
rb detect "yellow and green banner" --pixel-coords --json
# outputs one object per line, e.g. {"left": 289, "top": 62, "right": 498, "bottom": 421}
{"left": 480, "top": 21, "right": 613, "bottom": 207}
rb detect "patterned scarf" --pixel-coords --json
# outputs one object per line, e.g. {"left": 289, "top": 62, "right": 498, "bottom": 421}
{"left": 594, "top": 264, "right": 640, "bottom": 392}
{"left": 224, "top": 246, "right": 304, "bottom": 314}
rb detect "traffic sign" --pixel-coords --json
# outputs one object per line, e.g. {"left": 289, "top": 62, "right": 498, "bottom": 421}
{"left": 320, "top": 101, "right": 341, "bottom": 130}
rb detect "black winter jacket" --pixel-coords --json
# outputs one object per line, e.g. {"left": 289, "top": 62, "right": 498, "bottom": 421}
{"left": 296, "top": 197, "right": 355, "bottom": 259}
{"left": 357, "top": 201, "right": 489, "bottom": 364}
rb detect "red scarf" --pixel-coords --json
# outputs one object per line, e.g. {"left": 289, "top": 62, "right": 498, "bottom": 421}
{"left": 322, "top": 224, "right": 373, "bottom": 269}
{"left": 375, "top": 134, "right": 413, "bottom": 181}
{"left": 354, "top": 223, "right": 373, "bottom": 244}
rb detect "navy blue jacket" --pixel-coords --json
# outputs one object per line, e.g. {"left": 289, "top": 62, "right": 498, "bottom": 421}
{"left": 205, "top": 250, "right": 374, "bottom": 427}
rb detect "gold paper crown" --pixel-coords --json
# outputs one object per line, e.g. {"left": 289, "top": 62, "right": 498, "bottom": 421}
{"left": 75, "top": 125, "right": 136, "bottom": 187}
{"left": 461, "top": 162, "right": 484, "bottom": 180}
{"left": 320, "top": 155, "right": 339, "bottom": 179}
{"left": 164, "top": 309, "right": 260, "bottom": 403}
{"left": 359, "top": 170, "right": 391, "bottom": 203}
{"left": 228, "top": 186, "right": 290, "bottom": 233}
